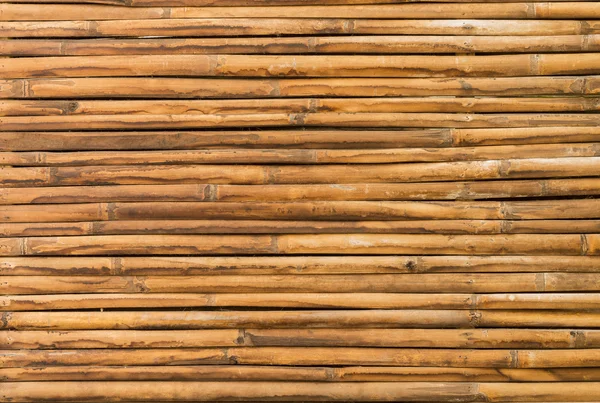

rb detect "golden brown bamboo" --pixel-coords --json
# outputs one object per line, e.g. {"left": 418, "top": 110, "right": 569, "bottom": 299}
{"left": 4, "top": 309, "right": 600, "bottom": 329}
{"left": 2, "top": 366, "right": 600, "bottom": 383}
{"left": 2, "top": 3, "right": 600, "bottom": 20}
{"left": 4, "top": 0, "right": 597, "bottom": 5}
{"left": 3, "top": 158, "right": 599, "bottom": 187}
{"left": 2, "top": 143, "right": 599, "bottom": 166}
{"left": 5, "top": 36, "right": 600, "bottom": 56}
{"left": 3, "top": 255, "right": 600, "bottom": 276}
{"left": 3, "top": 328, "right": 599, "bottom": 349}
{"left": 2, "top": 293, "right": 599, "bottom": 311}
{"left": 3, "top": 77, "right": 596, "bottom": 99}
{"left": 3, "top": 54, "right": 600, "bottom": 79}
{"left": 6, "top": 273, "right": 598, "bottom": 294}
{"left": 3, "top": 219, "right": 600, "bottom": 237}
{"left": 0, "top": 129, "right": 453, "bottom": 151}
{"left": 2, "top": 112, "right": 599, "bottom": 131}
{"left": 2, "top": 178, "right": 599, "bottom": 204}
{"left": 2, "top": 381, "right": 600, "bottom": 402}
{"left": 3, "top": 348, "right": 600, "bottom": 367}
{"left": 4, "top": 98, "right": 600, "bottom": 117}
{"left": 3, "top": 199, "right": 600, "bottom": 223}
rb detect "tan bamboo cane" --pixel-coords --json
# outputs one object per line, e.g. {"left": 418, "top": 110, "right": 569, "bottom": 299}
{"left": 3, "top": 77, "right": 596, "bottom": 99}
{"left": 2, "top": 328, "right": 599, "bottom": 349}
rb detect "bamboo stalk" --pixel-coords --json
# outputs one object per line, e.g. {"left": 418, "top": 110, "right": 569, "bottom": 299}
{"left": 3, "top": 77, "right": 596, "bottom": 99}
{"left": 3, "top": 255, "right": 600, "bottom": 276}
{"left": 0, "top": 366, "right": 598, "bottom": 383}
{"left": 3, "top": 54, "right": 600, "bottom": 79}
{"left": 2, "top": 3, "right": 600, "bottom": 20}
{"left": 3, "top": 348, "right": 600, "bottom": 368}
{"left": 4, "top": 98, "right": 600, "bottom": 117}
{"left": 5, "top": 36, "right": 600, "bottom": 56}
{"left": 4, "top": 310, "right": 600, "bottom": 329}
{"left": 2, "top": 112, "right": 599, "bottom": 131}
{"left": 2, "top": 179, "right": 599, "bottom": 204}
{"left": 3, "top": 158, "right": 599, "bottom": 187}
{"left": 2, "top": 292, "right": 600, "bottom": 311}
{"left": 2, "top": 381, "right": 600, "bottom": 402}
{"left": 3, "top": 328, "right": 599, "bottom": 349}
{"left": 6, "top": 273, "right": 599, "bottom": 294}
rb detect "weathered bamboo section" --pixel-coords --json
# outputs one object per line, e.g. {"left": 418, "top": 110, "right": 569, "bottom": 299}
{"left": 1, "top": 0, "right": 599, "bottom": 401}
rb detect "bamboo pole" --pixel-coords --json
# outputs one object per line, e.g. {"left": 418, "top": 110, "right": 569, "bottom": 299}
{"left": 5, "top": 36, "right": 600, "bottom": 56}
{"left": 4, "top": 310, "right": 600, "bottom": 329}
{"left": 2, "top": 292, "right": 600, "bottom": 311}
{"left": 6, "top": 273, "right": 599, "bottom": 294}
{"left": 3, "top": 77, "right": 596, "bottom": 99}
{"left": 3, "top": 255, "right": 600, "bottom": 276}
{"left": 1, "top": 366, "right": 598, "bottom": 383}
{"left": 2, "top": 3, "right": 600, "bottom": 21}
{"left": 3, "top": 54, "right": 600, "bottom": 79}
{"left": 3, "top": 328, "right": 599, "bottom": 349}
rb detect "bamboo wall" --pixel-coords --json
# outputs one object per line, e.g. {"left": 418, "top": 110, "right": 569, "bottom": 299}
{"left": 1, "top": 0, "right": 600, "bottom": 401}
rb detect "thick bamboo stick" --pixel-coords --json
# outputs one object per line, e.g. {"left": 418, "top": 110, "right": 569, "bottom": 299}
{"left": 3, "top": 219, "right": 600, "bottom": 237}
{"left": 2, "top": 381, "right": 600, "bottom": 402}
{"left": 5, "top": 36, "right": 600, "bottom": 56}
{"left": 0, "top": 366, "right": 598, "bottom": 383}
{"left": 2, "top": 112, "right": 599, "bottom": 131}
{"left": 3, "top": 255, "right": 600, "bottom": 276}
{"left": 5, "top": 273, "right": 599, "bottom": 294}
{"left": 2, "top": 3, "right": 600, "bottom": 20}
{"left": 3, "top": 158, "right": 599, "bottom": 187}
{"left": 4, "top": 309, "right": 600, "bottom": 329}
{"left": 4, "top": 98, "right": 600, "bottom": 117}
{"left": 2, "top": 143, "right": 599, "bottom": 166}
{"left": 3, "top": 328, "right": 598, "bottom": 349}
{"left": 4, "top": 0, "right": 598, "bottom": 5}
{"left": 2, "top": 293, "right": 600, "bottom": 311}
{"left": 2, "top": 179, "right": 599, "bottom": 204}
{"left": 3, "top": 200, "right": 600, "bottom": 223}
{"left": 3, "top": 348, "right": 600, "bottom": 367}
{"left": 3, "top": 77, "right": 596, "bottom": 99}
{"left": 3, "top": 54, "right": 600, "bottom": 79}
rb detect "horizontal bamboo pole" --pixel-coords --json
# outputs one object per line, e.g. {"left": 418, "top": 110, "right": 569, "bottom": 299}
{"left": 2, "top": 178, "right": 599, "bottom": 204}
{"left": 5, "top": 36, "right": 600, "bottom": 56}
{"left": 3, "top": 112, "right": 599, "bottom": 131}
{"left": 3, "top": 77, "right": 597, "bottom": 99}
{"left": 3, "top": 348, "right": 600, "bottom": 368}
{"left": 4, "top": 98, "right": 600, "bottom": 117}
{"left": 2, "top": 3, "right": 600, "bottom": 20}
{"left": 3, "top": 54, "right": 600, "bottom": 79}
{"left": 3, "top": 219, "right": 600, "bottom": 237}
{"left": 3, "top": 381, "right": 600, "bottom": 402}
{"left": 0, "top": 234, "right": 595, "bottom": 256}
{"left": 2, "top": 143, "right": 599, "bottom": 166}
{"left": 5, "top": 0, "right": 598, "bottom": 5}
{"left": 3, "top": 255, "right": 600, "bottom": 276}
{"left": 3, "top": 20, "right": 596, "bottom": 39}
{"left": 3, "top": 328, "right": 598, "bottom": 349}
{"left": 2, "top": 293, "right": 600, "bottom": 311}
{"left": 5, "top": 273, "right": 599, "bottom": 294}
{"left": 3, "top": 158, "right": 599, "bottom": 187}
{"left": 3, "top": 200, "right": 600, "bottom": 223}
{"left": 0, "top": 366, "right": 598, "bottom": 383}
{"left": 4, "top": 127, "right": 600, "bottom": 152}
{"left": 4, "top": 309, "right": 600, "bottom": 329}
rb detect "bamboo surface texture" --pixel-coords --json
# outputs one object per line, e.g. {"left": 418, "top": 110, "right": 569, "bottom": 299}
{"left": 1, "top": 0, "right": 600, "bottom": 402}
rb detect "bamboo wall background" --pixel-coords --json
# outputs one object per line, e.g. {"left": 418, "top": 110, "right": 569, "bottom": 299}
{"left": 1, "top": 0, "right": 600, "bottom": 401}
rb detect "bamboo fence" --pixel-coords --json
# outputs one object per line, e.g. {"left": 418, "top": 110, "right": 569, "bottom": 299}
{"left": 1, "top": 0, "right": 600, "bottom": 401}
